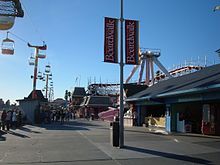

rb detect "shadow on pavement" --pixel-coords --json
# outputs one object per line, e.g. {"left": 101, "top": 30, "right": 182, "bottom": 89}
{"left": 172, "top": 133, "right": 220, "bottom": 140}
{"left": 19, "top": 127, "right": 41, "bottom": 134}
{"left": 125, "top": 146, "right": 212, "bottom": 164}
{"left": 0, "top": 130, "right": 6, "bottom": 141}
{"left": 7, "top": 130, "right": 30, "bottom": 138}
{"left": 38, "top": 120, "right": 102, "bottom": 131}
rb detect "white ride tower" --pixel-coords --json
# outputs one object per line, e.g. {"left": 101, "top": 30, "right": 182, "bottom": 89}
{"left": 126, "top": 49, "right": 172, "bottom": 86}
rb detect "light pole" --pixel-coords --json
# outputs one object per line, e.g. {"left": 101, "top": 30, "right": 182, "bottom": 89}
{"left": 119, "top": 0, "right": 124, "bottom": 148}
{"left": 214, "top": 6, "right": 220, "bottom": 60}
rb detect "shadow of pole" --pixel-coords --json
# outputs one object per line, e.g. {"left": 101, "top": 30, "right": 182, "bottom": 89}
{"left": 125, "top": 146, "right": 212, "bottom": 164}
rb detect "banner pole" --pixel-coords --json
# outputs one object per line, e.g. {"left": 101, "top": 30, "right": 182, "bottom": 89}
{"left": 119, "top": 0, "right": 124, "bottom": 148}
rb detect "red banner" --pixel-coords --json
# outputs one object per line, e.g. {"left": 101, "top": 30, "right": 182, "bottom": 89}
{"left": 125, "top": 19, "right": 139, "bottom": 65}
{"left": 104, "top": 17, "right": 118, "bottom": 63}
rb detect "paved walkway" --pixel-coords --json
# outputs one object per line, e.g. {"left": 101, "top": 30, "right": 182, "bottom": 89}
{"left": 1, "top": 119, "right": 220, "bottom": 165}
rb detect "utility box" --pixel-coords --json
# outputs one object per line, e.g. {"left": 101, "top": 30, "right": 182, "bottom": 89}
{"left": 110, "top": 121, "right": 119, "bottom": 147}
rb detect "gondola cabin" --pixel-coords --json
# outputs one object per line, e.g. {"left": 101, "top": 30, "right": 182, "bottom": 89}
{"left": 0, "top": 16, "right": 15, "bottom": 30}
{"left": 37, "top": 71, "right": 42, "bottom": 79}
{"left": 37, "top": 53, "right": 46, "bottom": 58}
{"left": 37, "top": 47, "right": 47, "bottom": 59}
{"left": 1, "top": 37, "right": 15, "bottom": 55}
{"left": 28, "top": 56, "right": 35, "bottom": 66}
{"left": 45, "top": 65, "right": 51, "bottom": 73}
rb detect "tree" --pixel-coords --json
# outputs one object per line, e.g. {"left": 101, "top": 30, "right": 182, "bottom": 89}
{"left": 64, "top": 90, "right": 68, "bottom": 101}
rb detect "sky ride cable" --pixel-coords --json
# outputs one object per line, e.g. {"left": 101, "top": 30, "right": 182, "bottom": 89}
{"left": 21, "top": 0, "right": 45, "bottom": 44}
{"left": 7, "top": 31, "right": 28, "bottom": 44}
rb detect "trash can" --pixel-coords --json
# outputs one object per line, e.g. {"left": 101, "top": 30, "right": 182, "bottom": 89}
{"left": 110, "top": 121, "right": 119, "bottom": 147}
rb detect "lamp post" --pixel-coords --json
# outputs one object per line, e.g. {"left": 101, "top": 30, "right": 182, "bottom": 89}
{"left": 119, "top": 0, "right": 124, "bottom": 148}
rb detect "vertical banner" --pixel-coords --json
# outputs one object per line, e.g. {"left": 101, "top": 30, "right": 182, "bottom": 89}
{"left": 125, "top": 19, "right": 139, "bottom": 65}
{"left": 104, "top": 17, "right": 118, "bottom": 63}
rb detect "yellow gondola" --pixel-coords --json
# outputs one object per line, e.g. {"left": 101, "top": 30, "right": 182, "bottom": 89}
{"left": 0, "top": 16, "right": 15, "bottom": 30}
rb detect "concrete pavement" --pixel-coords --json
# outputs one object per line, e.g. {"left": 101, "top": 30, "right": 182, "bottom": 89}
{"left": 1, "top": 119, "right": 220, "bottom": 165}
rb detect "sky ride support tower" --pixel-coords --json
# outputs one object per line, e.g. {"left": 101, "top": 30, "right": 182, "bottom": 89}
{"left": 27, "top": 42, "right": 47, "bottom": 99}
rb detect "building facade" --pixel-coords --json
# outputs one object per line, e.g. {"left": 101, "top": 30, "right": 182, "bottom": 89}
{"left": 126, "top": 64, "right": 220, "bottom": 135}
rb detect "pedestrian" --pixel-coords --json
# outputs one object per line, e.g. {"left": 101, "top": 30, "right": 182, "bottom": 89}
{"left": 12, "top": 110, "right": 17, "bottom": 129}
{"left": 5, "top": 110, "right": 12, "bottom": 131}
{"left": 133, "top": 111, "right": 138, "bottom": 126}
{"left": 1, "top": 110, "right": 7, "bottom": 130}
{"left": 60, "top": 110, "right": 65, "bottom": 124}
{"left": 17, "top": 111, "right": 22, "bottom": 127}
{"left": 73, "top": 111, "right": 76, "bottom": 120}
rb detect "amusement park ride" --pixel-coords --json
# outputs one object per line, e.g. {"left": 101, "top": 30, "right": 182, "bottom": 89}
{"left": 1, "top": 31, "right": 14, "bottom": 55}
{"left": 88, "top": 48, "right": 204, "bottom": 98}
{"left": 27, "top": 42, "right": 52, "bottom": 99}
{"left": 0, "top": 0, "right": 24, "bottom": 55}
{"left": 0, "top": 0, "right": 54, "bottom": 100}
{"left": 126, "top": 48, "right": 203, "bottom": 86}
{"left": 0, "top": 0, "right": 24, "bottom": 30}
{"left": 126, "top": 49, "right": 172, "bottom": 85}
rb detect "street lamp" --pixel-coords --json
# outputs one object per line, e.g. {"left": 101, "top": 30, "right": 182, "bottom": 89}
{"left": 119, "top": 0, "right": 124, "bottom": 148}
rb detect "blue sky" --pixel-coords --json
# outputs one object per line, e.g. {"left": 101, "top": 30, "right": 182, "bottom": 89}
{"left": 0, "top": 0, "right": 220, "bottom": 103}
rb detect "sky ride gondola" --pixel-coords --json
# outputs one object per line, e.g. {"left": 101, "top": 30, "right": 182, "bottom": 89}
{"left": 37, "top": 71, "right": 42, "bottom": 79}
{"left": 45, "top": 64, "right": 50, "bottom": 73}
{"left": 1, "top": 32, "right": 15, "bottom": 55}
{"left": 0, "top": 16, "right": 15, "bottom": 30}
{"left": 28, "top": 56, "right": 35, "bottom": 66}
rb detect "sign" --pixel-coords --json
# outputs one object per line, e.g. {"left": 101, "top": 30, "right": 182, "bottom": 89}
{"left": 125, "top": 19, "right": 139, "bottom": 65}
{"left": 104, "top": 17, "right": 118, "bottom": 63}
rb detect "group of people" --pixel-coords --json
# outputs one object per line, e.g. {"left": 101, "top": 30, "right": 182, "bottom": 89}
{"left": 41, "top": 109, "right": 76, "bottom": 124}
{"left": 0, "top": 109, "right": 23, "bottom": 131}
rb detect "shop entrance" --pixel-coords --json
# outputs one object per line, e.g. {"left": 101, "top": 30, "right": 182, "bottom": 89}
{"left": 201, "top": 103, "right": 220, "bottom": 135}
{"left": 173, "top": 103, "right": 202, "bottom": 134}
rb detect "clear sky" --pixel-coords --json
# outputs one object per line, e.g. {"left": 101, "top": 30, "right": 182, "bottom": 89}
{"left": 0, "top": 0, "right": 220, "bottom": 103}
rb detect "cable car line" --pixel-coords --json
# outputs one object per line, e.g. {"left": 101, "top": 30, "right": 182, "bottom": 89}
{"left": 7, "top": 31, "right": 28, "bottom": 44}
{"left": 21, "top": 0, "right": 45, "bottom": 43}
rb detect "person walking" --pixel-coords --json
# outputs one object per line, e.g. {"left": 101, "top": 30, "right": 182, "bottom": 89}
{"left": 5, "top": 110, "right": 12, "bottom": 131}
{"left": 12, "top": 110, "right": 17, "bottom": 129}
{"left": 1, "top": 110, "right": 7, "bottom": 130}
{"left": 60, "top": 109, "right": 65, "bottom": 124}
{"left": 17, "top": 111, "right": 22, "bottom": 127}
{"left": 133, "top": 110, "right": 138, "bottom": 126}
